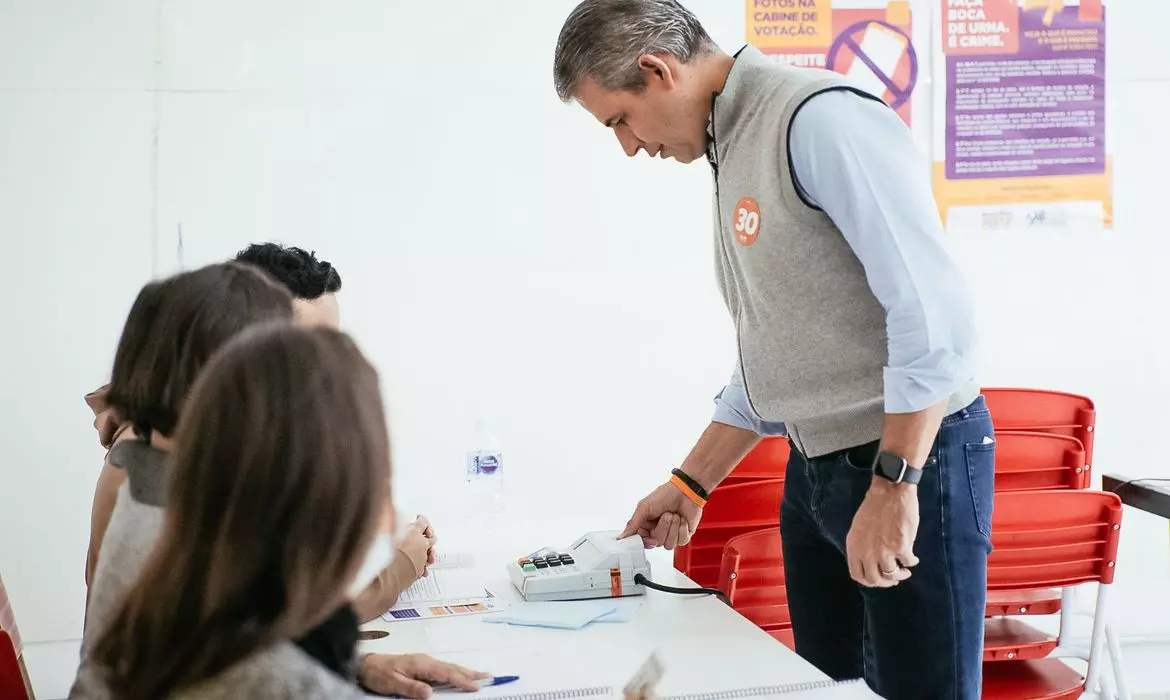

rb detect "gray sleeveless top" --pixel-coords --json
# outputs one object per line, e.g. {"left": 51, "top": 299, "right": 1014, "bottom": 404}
{"left": 70, "top": 441, "right": 169, "bottom": 699}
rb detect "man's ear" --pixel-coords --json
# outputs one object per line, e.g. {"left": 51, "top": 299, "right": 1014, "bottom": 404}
{"left": 637, "top": 54, "right": 677, "bottom": 89}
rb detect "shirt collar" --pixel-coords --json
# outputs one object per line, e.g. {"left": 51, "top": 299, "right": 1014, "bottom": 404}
{"left": 707, "top": 45, "right": 770, "bottom": 148}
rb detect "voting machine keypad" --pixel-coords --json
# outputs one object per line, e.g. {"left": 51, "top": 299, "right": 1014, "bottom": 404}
{"left": 519, "top": 553, "right": 575, "bottom": 574}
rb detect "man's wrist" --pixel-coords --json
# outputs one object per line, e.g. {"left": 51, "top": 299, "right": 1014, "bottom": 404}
{"left": 674, "top": 457, "right": 724, "bottom": 494}
{"left": 871, "top": 449, "right": 924, "bottom": 488}
{"left": 677, "top": 422, "right": 761, "bottom": 495}
{"left": 870, "top": 475, "right": 917, "bottom": 495}
{"left": 670, "top": 469, "right": 709, "bottom": 508}
{"left": 877, "top": 443, "right": 927, "bottom": 470}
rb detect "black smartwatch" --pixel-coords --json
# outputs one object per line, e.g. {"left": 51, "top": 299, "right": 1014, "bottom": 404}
{"left": 872, "top": 451, "right": 924, "bottom": 485}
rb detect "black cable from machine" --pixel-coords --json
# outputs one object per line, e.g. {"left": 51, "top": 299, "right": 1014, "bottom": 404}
{"left": 634, "top": 573, "right": 731, "bottom": 606}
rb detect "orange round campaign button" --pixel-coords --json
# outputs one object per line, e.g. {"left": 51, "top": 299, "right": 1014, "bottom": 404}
{"left": 732, "top": 197, "right": 761, "bottom": 246}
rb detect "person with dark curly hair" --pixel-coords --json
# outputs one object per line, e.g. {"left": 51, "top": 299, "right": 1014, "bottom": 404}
{"left": 235, "top": 243, "right": 343, "bottom": 328}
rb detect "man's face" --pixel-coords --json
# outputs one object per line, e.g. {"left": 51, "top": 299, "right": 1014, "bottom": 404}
{"left": 294, "top": 292, "right": 340, "bottom": 329}
{"left": 574, "top": 57, "right": 709, "bottom": 164}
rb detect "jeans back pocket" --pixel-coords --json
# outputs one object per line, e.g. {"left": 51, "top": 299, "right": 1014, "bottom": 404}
{"left": 964, "top": 441, "right": 996, "bottom": 538}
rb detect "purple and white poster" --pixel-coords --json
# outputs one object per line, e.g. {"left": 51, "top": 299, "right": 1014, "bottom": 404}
{"left": 932, "top": 0, "right": 1111, "bottom": 233}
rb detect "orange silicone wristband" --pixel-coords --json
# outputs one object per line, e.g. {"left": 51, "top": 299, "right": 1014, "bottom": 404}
{"left": 670, "top": 474, "right": 707, "bottom": 508}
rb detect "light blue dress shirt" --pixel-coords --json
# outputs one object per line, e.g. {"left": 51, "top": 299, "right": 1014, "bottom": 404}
{"left": 711, "top": 88, "right": 977, "bottom": 435}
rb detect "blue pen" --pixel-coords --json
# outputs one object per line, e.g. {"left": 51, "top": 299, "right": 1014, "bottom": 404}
{"left": 430, "top": 676, "right": 519, "bottom": 692}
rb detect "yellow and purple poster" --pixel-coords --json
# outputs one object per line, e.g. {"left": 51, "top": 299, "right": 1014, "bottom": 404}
{"left": 932, "top": 0, "right": 1111, "bottom": 232}
{"left": 745, "top": 0, "right": 918, "bottom": 126}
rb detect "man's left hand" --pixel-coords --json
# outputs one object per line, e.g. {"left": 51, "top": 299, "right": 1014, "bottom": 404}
{"left": 845, "top": 479, "right": 921, "bottom": 587}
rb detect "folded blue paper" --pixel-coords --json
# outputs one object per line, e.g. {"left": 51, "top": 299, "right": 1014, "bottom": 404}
{"left": 593, "top": 597, "right": 642, "bottom": 623}
{"left": 484, "top": 599, "right": 618, "bottom": 630}
{"left": 483, "top": 597, "right": 644, "bottom": 630}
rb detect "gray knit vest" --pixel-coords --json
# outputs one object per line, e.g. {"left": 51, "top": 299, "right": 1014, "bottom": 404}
{"left": 709, "top": 46, "right": 976, "bottom": 457}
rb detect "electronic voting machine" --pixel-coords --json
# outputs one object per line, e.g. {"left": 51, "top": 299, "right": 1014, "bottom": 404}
{"left": 507, "top": 530, "right": 651, "bottom": 602}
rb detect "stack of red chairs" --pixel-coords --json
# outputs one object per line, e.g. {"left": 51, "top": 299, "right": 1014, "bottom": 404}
{"left": 982, "top": 389, "right": 1097, "bottom": 630}
{"left": 701, "top": 389, "right": 1129, "bottom": 699}
{"left": 981, "top": 388, "right": 1129, "bottom": 699}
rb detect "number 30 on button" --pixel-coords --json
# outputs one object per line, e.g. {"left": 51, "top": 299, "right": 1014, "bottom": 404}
{"left": 733, "top": 197, "right": 761, "bottom": 246}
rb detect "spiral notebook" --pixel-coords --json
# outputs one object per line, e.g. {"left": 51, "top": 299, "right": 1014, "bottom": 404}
{"left": 472, "top": 678, "right": 875, "bottom": 700}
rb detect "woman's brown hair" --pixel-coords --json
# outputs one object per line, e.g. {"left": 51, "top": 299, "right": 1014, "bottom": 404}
{"left": 106, "top": 261, "right": 293, "bottom": 439}
{"left": 93, "top": 324, "right": 392, "bottom": 699}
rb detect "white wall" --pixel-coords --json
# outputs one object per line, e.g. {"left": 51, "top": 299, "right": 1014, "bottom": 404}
{"left": 1, "top": 0, "right": 1168, "bottom": 692}
{"left": 954, "top": 0, "right": 1170, "bottom": 642}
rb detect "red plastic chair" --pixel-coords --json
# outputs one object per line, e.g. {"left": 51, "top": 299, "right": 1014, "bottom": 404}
{"left": 994, "top": 432, "right": 1090, "bottom": 492}
{"left": 982, "top": 490, "right": 1124, "bottom": 700}
{"left": 673, "top": 480, "right": 783, "bottom": 588}
{"left": 0, "top": 574, "right": 19, "bottom": 656}
{"left": 717, "top": 528, "right": 794, "bottom": 650}
{"left": 722, "top": 437, "right": 790, "bottom": 483}
{"left": 0, "top": 631, "right": 30, "bottom": 700}
{"left": 983, "top": 388, "right": 1096, "bottom": 468}
{"left": 0, "top": 574, "right": 32, "bottom": 700}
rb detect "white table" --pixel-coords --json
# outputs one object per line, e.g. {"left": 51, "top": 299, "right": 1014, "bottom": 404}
{"left": 359, "top": 524, "right": 835, "bottom": 698}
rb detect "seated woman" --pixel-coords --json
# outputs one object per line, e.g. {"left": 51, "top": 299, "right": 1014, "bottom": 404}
{"left": 84, "top": 243, "right": 433, "bottom": 626}
{"left": 70, "top": 263, "right": 294, "bottom": 697}
{"left": 90, "top": 325, "right": 410, "bottom": 698}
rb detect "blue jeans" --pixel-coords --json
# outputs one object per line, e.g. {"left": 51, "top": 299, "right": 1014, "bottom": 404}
{"left": 780, "top": 396, "right": 994, "bottom": 700}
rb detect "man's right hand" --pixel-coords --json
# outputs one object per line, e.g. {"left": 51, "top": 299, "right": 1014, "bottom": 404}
{"left": 618, "top": 481, "right": 703, "bottom": 550}
{"left": 358, "top": 653, "right": 489, "bottom": 698}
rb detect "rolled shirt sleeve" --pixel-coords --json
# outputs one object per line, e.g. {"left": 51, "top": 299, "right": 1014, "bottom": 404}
{"left": 787, "top": 88, "right": 978, "bottom": 414}
{"left": 712, "top": 366, "right": 788, "bottom": 436}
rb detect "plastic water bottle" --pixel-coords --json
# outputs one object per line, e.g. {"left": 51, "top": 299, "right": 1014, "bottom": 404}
{"left": 466, "top": 419, "right": 505, "bottom": 539}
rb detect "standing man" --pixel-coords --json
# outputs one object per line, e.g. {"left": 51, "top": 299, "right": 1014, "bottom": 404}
{"left": 553, "top": 2, "right": 993, "bottom": 698}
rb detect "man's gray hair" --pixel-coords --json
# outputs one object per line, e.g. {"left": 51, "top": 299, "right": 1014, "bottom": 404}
{"left": 553, "top": 0, "right": 716, "bottom": 102}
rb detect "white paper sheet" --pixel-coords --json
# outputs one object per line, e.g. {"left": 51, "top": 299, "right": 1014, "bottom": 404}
{"left": 381, "top": 552, "right": 506, "bottom": 622}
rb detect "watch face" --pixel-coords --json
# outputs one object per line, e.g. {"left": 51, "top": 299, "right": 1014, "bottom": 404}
{"left": 876, "top": 453, "right": 906, "bottom": 482}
